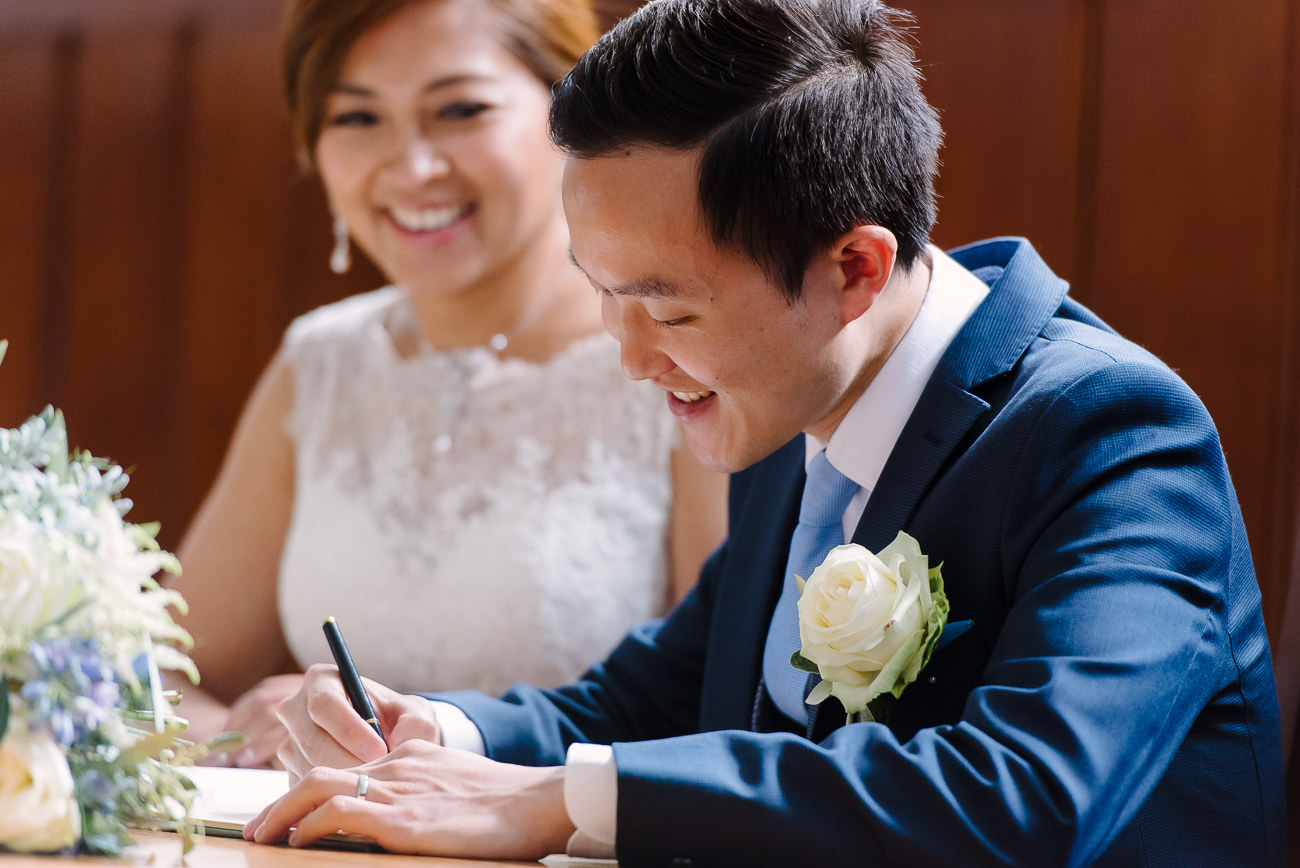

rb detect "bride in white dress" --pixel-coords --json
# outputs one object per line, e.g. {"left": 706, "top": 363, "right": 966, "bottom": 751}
{"left": 172, "top": 0, "right": 727, "bottom": 767}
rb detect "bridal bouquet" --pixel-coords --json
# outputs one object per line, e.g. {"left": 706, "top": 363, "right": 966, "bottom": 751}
{"left": 0, "top": 341, "right": 203, "bottom": 855}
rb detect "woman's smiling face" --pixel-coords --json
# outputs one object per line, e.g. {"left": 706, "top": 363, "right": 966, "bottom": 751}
{"left": 313, "top": 0, "right": 567, "bottom": 296}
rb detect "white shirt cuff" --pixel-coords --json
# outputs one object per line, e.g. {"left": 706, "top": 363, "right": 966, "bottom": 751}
{"left": 563, "top": 743, "right": 618, "bottom": 859}
{"left": 429, "top": 701, "right": 486, "bottom": 755}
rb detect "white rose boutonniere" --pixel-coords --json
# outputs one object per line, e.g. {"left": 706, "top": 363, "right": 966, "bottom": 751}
{"left": 790, "top": 530, "right": 948, "bottom": 723}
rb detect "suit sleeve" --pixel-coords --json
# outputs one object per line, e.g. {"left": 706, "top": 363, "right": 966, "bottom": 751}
{"left": 427, "top": 461, "right": 773, "bottom": 764}
{"left": 608, "top": 362, "right": 1259, "bottom": 866}
{"left": 427, "top": 533, "right": 727, "bottom": 767}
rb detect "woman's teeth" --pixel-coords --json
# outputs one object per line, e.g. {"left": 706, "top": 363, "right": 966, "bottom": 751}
{"left": 390, "top": 204, "right": 465, "bottom": 231}
{"left": 673, "top": 390, "right": 714, "bottom": 403}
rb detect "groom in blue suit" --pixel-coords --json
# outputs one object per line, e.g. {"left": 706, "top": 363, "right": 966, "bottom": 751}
{"left": 248, "top": 0, "right": 1284, "bottom": 864}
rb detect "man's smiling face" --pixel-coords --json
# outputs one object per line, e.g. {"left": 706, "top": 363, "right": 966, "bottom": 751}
{"left": 563, "top": 148, "right": 860, "bottom": 473}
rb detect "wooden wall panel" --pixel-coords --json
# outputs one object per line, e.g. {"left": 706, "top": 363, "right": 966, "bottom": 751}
{"left": 1084, "top": 0, "right": 1295, "bottom": 636}
{"left": 172, "top": 17, "right": 300, "bottom": 538}
{"left": 0, "top": 41, "right": 62, "bottom": 427}
{"left": 58, "top": 24, "right": 191, "bottom": 530}
{"left": 909, "top": 0, "right": 1088, "bottom": 284}
{"left": 0, "top": 0, "right": 280, "bottom": 37}
{"left": 1277, "top": 0, "right": 1299, "bottom": 854}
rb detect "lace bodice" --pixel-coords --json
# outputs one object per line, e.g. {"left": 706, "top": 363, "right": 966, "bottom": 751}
{"left": 277, "top": 288, "right": 677, "bottom": 695}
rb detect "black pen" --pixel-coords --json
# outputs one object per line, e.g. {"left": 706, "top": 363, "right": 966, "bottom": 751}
{"left": 322, "top": 616, "right": 388, "bottom": 747}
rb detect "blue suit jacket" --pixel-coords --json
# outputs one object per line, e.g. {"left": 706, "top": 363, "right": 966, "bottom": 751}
{"left": 441, "top": 238, "right": 1284, "bottom": 867}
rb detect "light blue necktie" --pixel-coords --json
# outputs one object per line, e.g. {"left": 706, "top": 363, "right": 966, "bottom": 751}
{"left": 761, "top": 450, "right": 859, "bottom": 725}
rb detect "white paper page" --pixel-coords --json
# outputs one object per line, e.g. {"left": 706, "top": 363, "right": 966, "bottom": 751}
{"left": 175, "top": 766, "right": 379, "bottom": 850}
{"left": 183, "top": 766, "right": 289, "bottom": 826}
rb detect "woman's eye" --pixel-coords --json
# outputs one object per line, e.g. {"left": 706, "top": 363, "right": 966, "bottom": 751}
{"left": 439, "top": 102, "right": 490, "bottom": 120}
{"left": 326, "top": 110, "right": 378, "bottom": 128}
{"left": 655, "top": 315, "right": 693, "bottom": 327}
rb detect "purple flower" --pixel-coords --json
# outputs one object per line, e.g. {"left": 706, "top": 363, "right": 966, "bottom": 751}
{"left": 50, "top": 708, "right": 76, "bottom": 746}
{"left": 75, "top": 769, "right": 118, "bottom": 812}
{"left": 88, "top": 680, "right": 120, "bottom": 713}
{"left": 21, "top": 637, "right": 122, "bottom": 746}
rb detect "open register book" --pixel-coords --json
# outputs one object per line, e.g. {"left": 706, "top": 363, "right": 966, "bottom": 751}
{"left": 181, "top": 766, "right": 378, "bottom": 850}
{"left": 180, "top": 766, "right": 615, "bottom": 863}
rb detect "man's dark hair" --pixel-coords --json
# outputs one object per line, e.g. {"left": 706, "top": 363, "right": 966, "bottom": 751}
{"left": 550, "top": 0, "right": 942, "bottom": 301}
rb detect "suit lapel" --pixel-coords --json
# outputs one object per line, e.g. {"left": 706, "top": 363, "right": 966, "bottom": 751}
{"left": 807, "top": 380, "right": 988, "bottom": 740}
{"left": 848, "top": 237, "right": 1068, "bottom": 555}
{"left": 807, "top": 238, "right": 1068, "bottom": 742}
{"left": 848, "top": 382, "right": 990, "bottom": 552}
{"left": 700, "top": 438, "right": 804, "bottom": 733}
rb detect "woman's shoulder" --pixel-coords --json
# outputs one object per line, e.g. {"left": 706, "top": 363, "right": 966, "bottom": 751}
{"left": 284, "top": 286, "right": 405, "bottom": 347}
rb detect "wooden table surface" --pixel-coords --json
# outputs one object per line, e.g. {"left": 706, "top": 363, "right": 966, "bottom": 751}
{"left": 0, "top": 832, "right": 548, "bottom": 867}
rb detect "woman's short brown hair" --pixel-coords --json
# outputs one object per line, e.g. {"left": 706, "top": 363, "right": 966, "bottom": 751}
{"left": 282, "top": 0, "right": 600, "bottom": 155}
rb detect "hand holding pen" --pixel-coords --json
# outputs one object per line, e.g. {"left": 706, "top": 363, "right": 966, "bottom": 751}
{"left": 272, "top": 622, "right": 446, "bottom": 777}
{"left": 321, "top": 616, "right": 388, "bottom": 747}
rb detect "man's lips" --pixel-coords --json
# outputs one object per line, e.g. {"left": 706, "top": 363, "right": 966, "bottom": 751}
{"left": 666, "top": 389, "right": 718, "bottom": 419}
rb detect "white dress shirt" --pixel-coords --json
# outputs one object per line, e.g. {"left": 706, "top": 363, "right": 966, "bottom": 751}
{"left": 435, "top": 246, "right": 989, "bottom": 857}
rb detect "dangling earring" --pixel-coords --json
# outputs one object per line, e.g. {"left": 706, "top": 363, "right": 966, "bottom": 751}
{"left": 329, "top": 215, "right": 351, "bottom": 274}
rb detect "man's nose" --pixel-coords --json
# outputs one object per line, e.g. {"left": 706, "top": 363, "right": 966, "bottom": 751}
{"left": 604, "top": 303, "right": 674, "bottom": 382}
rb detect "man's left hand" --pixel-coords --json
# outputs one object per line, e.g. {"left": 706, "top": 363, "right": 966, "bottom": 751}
{"left": 242, "top": 739, "right": 576, "bottom": 860}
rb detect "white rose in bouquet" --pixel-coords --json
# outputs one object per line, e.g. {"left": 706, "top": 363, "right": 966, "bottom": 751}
{"left": 0, "top": 516, "right": 87, "bottom": 655}
{"left": 792, "top": 531, "right": 948, "bottom": 721}
{"left": 0, "top": 725, "right": 81, "bottom": 852}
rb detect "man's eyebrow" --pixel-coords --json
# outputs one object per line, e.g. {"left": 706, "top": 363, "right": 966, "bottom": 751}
{"left": 567, "top": 248, "right": 685, "bottom": 299}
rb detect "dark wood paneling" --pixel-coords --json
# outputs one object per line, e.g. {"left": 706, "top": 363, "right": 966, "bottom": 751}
{"left": 0, "top": 41, "right": 61, "bottom": 426}
{"left": 909, "top": 0, "right": 1088, "bottom": 284}
{"left": 58, "top": 24, "right": 190, "bottom": 529}
{"left": 1277, "top": 0, "right": 1300, "bottom": 656}
{"left": 0, "top": 0, "right": 281, "bottom": 40}
{"left": 1084, "top": 0, "right": 1295, "bottom": 638}
{"left": 172, "top": 16, "right": 300, "bottom": 540}
{"left": 1277, "top": 0, "right": 1300, "bottom": 859}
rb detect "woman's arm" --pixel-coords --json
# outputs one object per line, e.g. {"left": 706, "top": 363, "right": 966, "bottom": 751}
{"left": 171, "top": 349, "right": 299, "bottom": 745}
{"left": 664, "top": 438, "right": 729, "bottom": 605}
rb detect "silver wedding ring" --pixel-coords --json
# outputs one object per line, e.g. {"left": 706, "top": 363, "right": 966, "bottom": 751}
{"left": 355, "top": 773, "right": 370, "bottom": 800}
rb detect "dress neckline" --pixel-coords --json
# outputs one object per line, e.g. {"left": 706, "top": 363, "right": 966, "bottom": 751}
{"left": 375, "top": 286, "right": 612, "bottom": 374}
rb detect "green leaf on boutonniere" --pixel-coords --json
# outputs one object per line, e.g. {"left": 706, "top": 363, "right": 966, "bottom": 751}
{"left": 877, "top": 628, "right": 926, "bottom": 701}
{"left": 862, "top": 694, "right": 893, "bottom": 725}
{"left": 790, "top": 575, "right": 820, "bottom": 675}
{"left": 789, "top": 649, "right": 820, "bottom": 674}
{"left": 916, "top": 565, "right": 950, "bottom": 678}
{"left": 0, "top": 676, "right": 9, "bottom": 742}
{"left": 886, "top": 562, "right": 948, "bottom": 700}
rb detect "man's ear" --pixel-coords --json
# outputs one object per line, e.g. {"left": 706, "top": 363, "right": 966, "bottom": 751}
{"left": 830, "top": 225, "right": 898, "bottom": 323}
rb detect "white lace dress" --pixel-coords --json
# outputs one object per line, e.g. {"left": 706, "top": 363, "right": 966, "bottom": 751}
{"left": 276, "top": 287, "right": 677, "bottom": 696}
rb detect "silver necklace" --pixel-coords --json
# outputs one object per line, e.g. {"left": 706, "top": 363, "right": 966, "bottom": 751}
{"left": 421, "top": 278, "right": 565, "bottom": 455}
